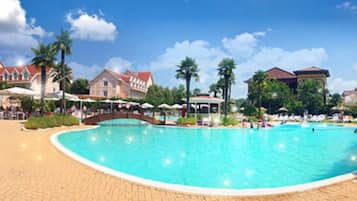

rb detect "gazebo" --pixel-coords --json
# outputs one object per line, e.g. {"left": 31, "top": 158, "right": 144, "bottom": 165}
{"left": 184, "top": 94, "right": 224, "bottom": 117}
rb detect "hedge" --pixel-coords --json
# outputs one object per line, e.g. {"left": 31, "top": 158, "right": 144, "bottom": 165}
{"left": 176, "top": 117, "right": 197, "bottom": 126}
{"left": 25, "top": 114, "right": 79, "bottom": 129}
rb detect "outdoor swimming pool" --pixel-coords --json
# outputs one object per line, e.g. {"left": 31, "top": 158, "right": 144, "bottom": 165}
{"left": 53, "top": 119, "right": 357, "bottom": 193}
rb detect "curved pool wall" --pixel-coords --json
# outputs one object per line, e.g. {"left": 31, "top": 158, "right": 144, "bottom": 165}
{"left": 51, "top": 119, "right": 357, "bottom": 196}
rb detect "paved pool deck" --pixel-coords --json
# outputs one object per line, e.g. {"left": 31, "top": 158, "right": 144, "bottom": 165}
{"left": 1, "top": 120, "right": 356, "bottom": 201}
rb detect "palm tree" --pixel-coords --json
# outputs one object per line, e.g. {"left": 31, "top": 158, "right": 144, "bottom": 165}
{"left": 250, "top": 71, "right": 268, "bottom": 118}
{"left": 217, "top": 58, "right": 236, "bottom": 117}
{"left": 31, "top": 43, "right": 57, "bottom": 115}
{"left": 176, "top": 57, "right": 199, "bottom": 117}
{"left": 52, "top": 30, "right": 72, "bottom": 113}
{"left": 51, "top": 63, "right": 72, "bottom": 91}
{"left": 209, "top": 83, "right": 221, "bottom": 97}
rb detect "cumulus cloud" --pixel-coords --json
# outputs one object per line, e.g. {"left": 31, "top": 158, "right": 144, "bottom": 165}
{"left": 222, "top": 32, "right": 261, "bottom": 58}
{"left": 328, "top": 78, "right": 357, "bottom": 93}
{"left": 66, "top": 10, "right": 117, "bottom": 41}
{"left": 104, "top": 57, "right": 132, "bottom": 72}
{"left": 148, "top": 40, "right": 228, "bottom": 88}
{"left": 0, "top": 0, "right": 50, "bottom": 52}
{"left": 147, "top": 31, "right": 328, "bottom": 98}
{"left": 337, "top": 1, "right": 357, "bottom": 12}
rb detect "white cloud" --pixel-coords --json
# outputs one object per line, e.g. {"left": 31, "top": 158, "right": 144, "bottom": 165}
{"left": 148, "top": 40, "right": 228, "bottom": 89}
{"left": 337, "top": 1, "right": 357, "bottom": 12}
{"left": 147, "top": 32, "right": 328, "bottom": 98}
{"left": 104, "top": 57, "right": 132, "bottom": 72}
{"left": 0, "top": 0, "right": 50, "bottom": 52}
{"left": 66, "top": 10, "right": 117, "bottom": 41}
{"left": 328, "top": 78, "right": 357, "bottom": 93}
{"left": 238, "top": 47, "right": 328, "bottom": 75}
{"left": 222, "top": 32, "right": 262, "bottom": 58}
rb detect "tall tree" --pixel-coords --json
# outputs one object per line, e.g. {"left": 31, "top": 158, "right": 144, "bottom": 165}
{"left": 51, "top": 63, "right": 72, "bottom": 91}
{"left": 297, "top": 80, "right": 324, "bottom": 114}
{"left": 31, "top": 43, "right": 57, "bottom": 115}
{"left": 70, "top": 78, "right": 89, "bottom": 94}
{"left": 176, "top": 57, "right": 199, "bottom": 117}
{"left": 217, "top": 58, "right": 236, "bottom": 117}
{"left": 53, "top": 30, "right": 72, "bottom": 114}
{"left": 192, "top": 88, "right": 201, "bottom": 96}
{"left": 209, "top": 83, "right": 221, "bottom": 97}
{"left": 248, "top": 71, "right": 268, "bottom": 118}
{"left": 329, "top": 93, "right": 342, "bottom": 107}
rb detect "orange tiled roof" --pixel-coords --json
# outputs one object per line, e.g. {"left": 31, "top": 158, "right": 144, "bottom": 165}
{"left": 266, "top": 67, "right": 296, "bottom": 79}
{"left": 137, "top": 72, "right": 152, "bottom": 82}
{"left": 293, "top": 66, "right": 330, "bottom": 77}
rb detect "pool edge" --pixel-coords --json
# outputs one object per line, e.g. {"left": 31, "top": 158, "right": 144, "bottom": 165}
{"left": 50, "top": 127, "right": 357, "bottom": 197}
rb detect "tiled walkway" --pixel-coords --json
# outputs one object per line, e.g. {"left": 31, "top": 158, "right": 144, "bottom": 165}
{"left": 0, "top": 120, "right": 356, "bottom": 201}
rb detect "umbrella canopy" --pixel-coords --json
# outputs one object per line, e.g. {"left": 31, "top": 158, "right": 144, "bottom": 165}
{"left": 171, "top": 104, "right": 183, "bottom": 109}
{"left": 158, "top": 104, "right": 172, "bottom": 109}
{"left": 112, "top": 99, "right": 127, "bottom": 104}
{"left": 47, "top": 91, "right": 79, "bottom": 101}
{"left": 141, "top": 103, "right": 154, "bottom": 109}
{"left": 101, "top": 99, "right": 113, "bottom": 103}
{"left": 81, "top": 98, "right": 96, "bottom": 103}
{"left": 127, "top": 101, "right": 139, "bottom": 106}
{"left": 34, "top": 96, "right": 59, "bottom": 101}
{"left": 0, "top": 87, "right": 39, "bottom": 97}
{"left": 278, "top": 107, "right": 288, "bottom": 112}
{"left": 331, "top": 105, "right": 347, "bottom": 111}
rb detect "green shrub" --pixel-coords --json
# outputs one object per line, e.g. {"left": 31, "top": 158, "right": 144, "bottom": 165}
{"left": 222, "top": 116, "right": 239, "bottom": 126}
{"left": 25, "top": 114, "right": 79, "bottom": 129}
{"left": 176, "top": 117, "right": 197, "bottom": 126}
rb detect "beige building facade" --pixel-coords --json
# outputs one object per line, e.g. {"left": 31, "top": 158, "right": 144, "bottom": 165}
{"left": 89, "top": 69, "right": 154, "bottom": 99}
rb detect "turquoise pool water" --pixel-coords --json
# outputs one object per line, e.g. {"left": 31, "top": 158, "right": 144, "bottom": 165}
{"left": 155, "top": 115, "right": 179, "bottom": 121}
{"left": 56, "top": 119, "right": 357, "bottom": 190}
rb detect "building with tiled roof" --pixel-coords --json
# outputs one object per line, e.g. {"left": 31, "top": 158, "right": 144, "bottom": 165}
{"left": 89, "top": 68, "right": 154, "bottom": 99}
{"left": 342, "top": 88, "right": 357, "bottom": 105}
{"left": 246, "top": 66, "right": 330, "bottom": 93}
{"left": 0, "top": 62, "right": 59, "bottom": 94}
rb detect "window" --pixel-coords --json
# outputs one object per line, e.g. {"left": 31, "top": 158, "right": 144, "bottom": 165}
{"left": 23, "top": 71, "right": 28, "bottom": 80}
{"left": 103, "top": 80, "right": 108, "bottom": 86}
{"left": 13, "top": 71, "right": 18, "bottom": 80}
{"left": 3, "top": 72, "right": 8, "bottom": 81}
{"left": 104, "top": 91, "right": 108, "bottom": 97}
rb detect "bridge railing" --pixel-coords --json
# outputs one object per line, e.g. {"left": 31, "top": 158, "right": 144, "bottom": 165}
{"left": 82, "top": 112, "right": 164, "bottom": 125}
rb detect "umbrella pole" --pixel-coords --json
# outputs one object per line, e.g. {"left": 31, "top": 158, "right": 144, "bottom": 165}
{"left": 80, "top": 100, "right": 83, "bottom": 124}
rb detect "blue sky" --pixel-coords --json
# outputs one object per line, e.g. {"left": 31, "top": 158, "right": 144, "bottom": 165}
{"left": 1, "top": 0, "right": 357, "bottom": 97}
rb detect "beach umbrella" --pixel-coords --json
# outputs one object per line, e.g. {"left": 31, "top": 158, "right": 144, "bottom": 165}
{"left": 101, "top": 99, "right": 113, "bottom": 103}
{"left": 331, "top": 105, "right": 347, "bottom": 111}
{"left": 34, "top": 96, "right": 59, "bottom": 101}
{"left": 158, "top": 104, "right": 172, "bottom": 109}
{"left": 0, "top": 87, "right": 39, "bottom": 97}
{"left": 112, "top": 99, "right": 127, "bottom": 104}
{"left": 47, "top": 91, "right": 79, "bottom": 101}
{"left": 81, "top": 98, "right": 96, "bottom": 103}
{"left": 141, "top": 103, "right": 154, "bottom": 109}
{"left": 171, "top": 104, "right": 183, "bottom": 109}
{"left": 278, "top": 107, "right": 288, "bottom": 112}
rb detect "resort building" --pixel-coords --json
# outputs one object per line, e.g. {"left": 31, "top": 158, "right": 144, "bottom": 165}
{"left": 89, "top": 69, "right": 154, "bottom": 99}
{"left": 342, "top": 88, "right": 357, "bottom": 105}
{"left": 0, "top": 62, "right": 60, "bottom": 93}
{"left": 246, "top": 66, "right": 330, "bottom": 93}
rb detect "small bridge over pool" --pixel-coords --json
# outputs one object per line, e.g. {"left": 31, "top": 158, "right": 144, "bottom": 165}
{"left": 82, "top": 112, "right": 165, "bottom": 125}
